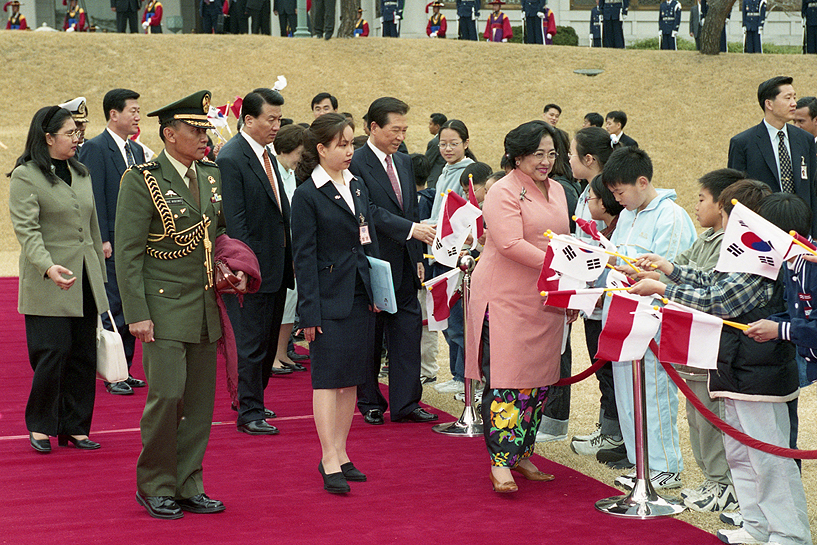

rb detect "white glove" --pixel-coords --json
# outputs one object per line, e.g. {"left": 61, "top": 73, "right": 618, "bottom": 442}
{"left": 142, "top": 20, "right": 149, "bottom": 29}
{"left": 671, "top": 30, "right": 677, "bottom": 37}
{"left": 537, "top": 11, "right": 544, "bottom": 18}
{"left": 759, "top": 26, "right": 763, "bottom": 34}
{"left": 589, "top": 33, "right": 594, "bottom": 42}
{"left": 803, "top": 19, "right": 806, "bottom": 28}
{"left": 395, "top": 14, "right": 400, "bottom": 21}
{"left": 472, "top": 10, "right": 477, "bottom": 20}
{"left": 379, "top": 16, "right": 383, "bottom": 23}
{"left": 547, "top": 33, "right": 552, "bottom": 39}
{"left": 501, "top": 38, "right": 507, "bottom": 42}
{"left": 66, "top": 25, "right": 75, "bottom": 32}
{"left": 742, "top": 25, "right": 746, "bottom": 34}
{"left": 430, "top": 31, "right": 437, "bottom": 37}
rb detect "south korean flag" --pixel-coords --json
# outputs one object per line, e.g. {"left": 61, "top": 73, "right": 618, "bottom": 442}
{"left": 546, "top": 233, "right": 609, "bottom": 283}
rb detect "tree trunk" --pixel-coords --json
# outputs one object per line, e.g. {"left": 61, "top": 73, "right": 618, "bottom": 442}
{"left": 700, "top": 0, "right": 738, "bottom": 55}
{"left": 337, "top": 0, "right": 357, "bottom": 37}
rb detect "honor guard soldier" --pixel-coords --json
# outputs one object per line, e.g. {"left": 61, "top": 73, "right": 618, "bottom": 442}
{"left": 354, "top": 7, "right": 369, "bottom": 36}
{"left": 426, "top": 0, "right": 446, "bottom": 38}
{"left": 4, "top": 1, "right": 27, "bottom": 29}
{"left": 484, "top": 0, "right": 511, "bottom": 42}
{"left": 58, "top": 97, "right": 89, "bottom": 146}
{"left": 456, "top": 0, "right": 480, "bottom": 41}
{"left": 63, "top": 0, "right": 86, "bottom": 31}
{"left": 742, "top": 0, "right": 765, "bottom": 53}
{"left": 521, "top": 0, "right": 545, "bottom": 44}
{"left": 701, "top": 0, "right": 728, "bottom": 52}
{"left": 658, "top": 0, "right": 681, "bottom": 50}
{"left": 804, "top": 0, "right": 817, "bottom": 54}
{"left": 541, "top": 3, "right": 556, "bottom": 44}
{"left": 116, "top": 90, "right": 229, "bottom": 520}
{"left": 600, "top": 0, "right": 627, "bottom": 48}
{"left": 381, "top": 0, "right": 403, "bottom": 37}
{"left": 142, "top": 0, "right": 163, "bottom": 33}
{"left": 590, "top": 0, "right": 602, "bottom": 47}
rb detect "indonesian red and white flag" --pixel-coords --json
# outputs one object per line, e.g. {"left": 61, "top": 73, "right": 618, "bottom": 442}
{"left": 546, "top": 233, "right": 609, "bottom": 283}
{"left": 431, "top": 191, "right": 482, "bottom": 268}
{"left": 658, "top": 302, "right": 723, "bottom": 370}
{"left": 715, "top": 201, "right": 812, "bottom": 279}
{"left": 230, "top": 96, "right": 243, "bottom": 120}
{"left": 467, "top": 176, "right": 484, "bottom": 242}
{"left": 575, "top": 217, "right": 616, "bottom": 251}
{"left": 596, "top": 293, "right": 662, "bottom": 362}
{"left": 543, "top": 288, "right": 606, "bottom": 315}
{"left": 424, "top": 268, "right": 462, "bottom": 331}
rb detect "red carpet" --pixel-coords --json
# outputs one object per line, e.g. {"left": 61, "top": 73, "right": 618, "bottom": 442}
{"left": 0, "top": 277, "right": 719, "bottom": 544}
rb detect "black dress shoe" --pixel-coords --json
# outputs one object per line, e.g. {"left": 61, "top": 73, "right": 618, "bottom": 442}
{"left": 136, "top": 493, "right": 183, "bottom": 520}
{"left": 269, "top": 366, "right": 294, "bottom": 376}
{"left": 231, "top": 404, "right": 276, "bottom": 419}
{"left": 106, "top": 381, "right": 133, "bottom": 395}
{"left": 125, "top": 375, "right": 146, "bottom": 388}
{"left": 176, "top": 494, "right": 225, "bottom": 514}
{"left": 319, "top": 461, "right": 350, "bottom": 494}
{"left": 363, "top": 409, "right": 384, "bottom": 425}
{"left": 29, "top": 433, "right": 51, "bottom": 454}
{"left": 57, "top": 435, "right": 101, "bottom": 450}
{"left": 237, "top": 420, "right": 279, "bottom": 435}
{"left": 287, "top": 348, "right": 309, "bottom": 362}
{"left": 397, "top": 407, "right": 439, "bottom": 423}
{"left": 340, "top": 462, "right": 367, "bottom": 482}
{"left": 281, "top": 361, "right": 307, "bottom": 372}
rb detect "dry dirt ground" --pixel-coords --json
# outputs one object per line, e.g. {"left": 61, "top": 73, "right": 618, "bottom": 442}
{"left": 2, "top": 31, "right": 816, "bottom": 537}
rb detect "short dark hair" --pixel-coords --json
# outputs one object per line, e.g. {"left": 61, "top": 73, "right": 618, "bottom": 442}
{"left": 590, "top": 173, "right": 624, "bottom": 217}
{"left": 605, "top": 110, "right": 627, "bottom": 128}
{"left": 342, "top": 112, "right": 354, "bottom": 121}
{"left": 584, "top": 112, "right": 604, "bottom": 127}
{"left": 758, "top": 192, "right": 812, "bottom": 237}
{"left": 543, "top": 103, "right": 562, "bottom": 115}
{"left": 281, "top": 118, "right": 294, "bottom": 127}
{"left": 500, "top": 154, "right": 511, "bottom": 170}
{"left": 159, "top": 119, "right": 183, "bottom": 143}
{"left": 718, "top": 179, "right": 771, "bottom": 215}
{"left": 439, "top": 119, "right": 477, "bottom": 161}
{"left": 575, "top": 126, "right": 619, "bottom": 170}
{"left": 241, "top": 88, "right": 285, "bottom": 122}
{"left": 311, "top": 92, "right": 338, "bottom": 110}
{"left": 10, "top": 105, "right": 88, "bottom": 180}
{"left": 460, "top": 162, "right": 493, "bottom": 188}
{"left": 430, "top": 112, "right": 447, "bottom": 126}
{"left": 273, "top": 123, "right": 307, "bottom": 155}
{"left": 504, "top": 120, "right": 557, "bottom": 168}
{"left": 103, "top": 88, "right": 139, "bottom": 121}
{"left": 366, "top": 97, "right": 409, "bottom": 132}
{"left": 757, "top": 76, "right": 793, "bottom": 111}
{"left": 796, "top": 96, "right": 817, "bottom": 119}
{"left": 410, "top": 153, "right": 430, "bottom": 186}
{"left": 296, "top": 113, "right": 354, "bottom": 180}
{"left": 602, "top": 146, "right": 652, "bottom": 187}
{"left": 698, "top": 168, "right": 745, "bottom": 202}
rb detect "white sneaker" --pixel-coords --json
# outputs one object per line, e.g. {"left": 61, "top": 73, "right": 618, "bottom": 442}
{"left": 680, "top": 479, "right": 718, "bottom": 501}
{"left": 614, "top": 470, "right": 682, "bottom": 491}
{"left": 571, "top": 424, "right": 601, "bottom": 443}
{"left": 570, "top": 432, "right": 623, "bottom": 456}
{"left": 719, "top": 510, "right": 743, "bottom": 527}
{"left": 535, "top": 431, "right": 568, "bottom": 443}
{"left": 684, "top": 482, "right": 739, "bottom": 512}
{"left": 716, "top": 528, "right": 764, "bottom": 544}
{"left": 434, "top": 379, "right": 464, "bottom": 394}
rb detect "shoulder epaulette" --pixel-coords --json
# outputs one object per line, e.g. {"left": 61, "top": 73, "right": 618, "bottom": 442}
{"left": 198, "top": 157, "right": 218, "bottom": 167}
{"left": 134, "top": 161, "right": 160, "bottom": 171}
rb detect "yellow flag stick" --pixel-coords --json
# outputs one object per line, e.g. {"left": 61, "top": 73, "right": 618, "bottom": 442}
{"left": 540, "top": 287, "right": 630, "bottom": 297}
{"left": 723, "top": 320, "right": 749, "bottom": 331}
{"left": 545, "top": 230, "right": 641, "bottom": 272}
{"left": 789, "top": 231, "right": 817, "bottom": 257}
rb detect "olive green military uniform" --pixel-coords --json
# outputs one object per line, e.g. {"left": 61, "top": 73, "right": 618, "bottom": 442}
{"left": 115, "top": 92, "right": 226, "bottom": 500}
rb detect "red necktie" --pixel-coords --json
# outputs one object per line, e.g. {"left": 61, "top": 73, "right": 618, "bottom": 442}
{"left": 385, "top": 155, "right": 403, "bottom": 210}
{"left": 262, "top": 151, "right": 282, "bottom": 212}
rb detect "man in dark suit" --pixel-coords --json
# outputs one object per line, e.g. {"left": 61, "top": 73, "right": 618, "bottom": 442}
{"left": 217, "top": 88, "right": 294, "bottom": 436}
{"left": 111, "top": 0, "right": 141, "bottom": 33}
{"left": 350, "top": 97, "right": 439, "bottom": 425}
{"left": 246, "top": 0, "right": 271, "bottom": 34}
{"left": 424, "top": 112, "right": 447, "bottom": 188}
{"left": 201, "top": 0, "right": 223, "bottom": 33}
{"left": 689, "top": 0, "right": 702, "bottom": 50}
{"left": 273, "top": 0, "right": 296, "bottom": 36}
{"left": 728, "top": 76, "right": 817, "bottom": 236}
{"left": 79, "top": 88, "right": 146, "bottom": 396}
{"left": 605, "top": 110, "right": 638, "bottom": 147}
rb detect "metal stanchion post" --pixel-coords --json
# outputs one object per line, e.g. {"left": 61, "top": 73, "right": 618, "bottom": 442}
{"left": 595, "top": 357, "right": 685, "bottom": 518}
{"left": 432, "top": 255, "right": 483, "bottom": 437}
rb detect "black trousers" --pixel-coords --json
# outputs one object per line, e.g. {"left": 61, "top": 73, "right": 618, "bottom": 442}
{"left": 312, "top": 0, "right": 335, "bottom": 38}
{"left": 224, "top": 288, "right": 286, "bottom": 425}
{"left": 248, "top": 0, "right": 271, "bottom": 34}
{"left": 807, "top": 26, "right": 817, "bottom": 54}
{"left": 458, "top": 17, "right": 477, "bottom": 41}
{"left": 524, "top": 16, "right": 543, "bottom": 44}
{"left": 602, "top": 19, "right": 624, "bottom": 48}
{"left": 357, "top": 261, "right": 422, "bottom": 421}
{"left": 278, "top": 10, "right": 296, "bottom": 36}
{"left": 584, "top": 318, "right": 619, "bottom": 425}
{"left": 202, "top": 2, "right": 223, "bottom": 33}
{"left": 116, "top": 9, "right": 139, "bottom": 33}
{"left": 25, "top": 272, "right": 97, "bottom": 436}
{"left": 383, "top": 20, "right": 398, "bottom": 37}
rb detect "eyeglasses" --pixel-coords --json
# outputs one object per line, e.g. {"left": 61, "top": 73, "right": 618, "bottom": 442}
{"left": 53, "top": 129, "right": 82, "bottom": 139}
{"left": 439, "top": 141, "right": 462, "bottom": 150}
{"left": 531, "top": 150, "right": 558, "bottom": 162}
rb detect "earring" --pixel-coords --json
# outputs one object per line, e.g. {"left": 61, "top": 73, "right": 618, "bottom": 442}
{"left": 515, "top": 161, "right": 520, "bottom": 166}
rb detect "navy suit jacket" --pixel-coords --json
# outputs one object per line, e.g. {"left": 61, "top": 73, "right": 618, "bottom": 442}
{"left": 217, "top": 134, "right": 293, "bottom": 293}
{"left": 728, "top": 121, "right": 817, "bottom": 235}
{"left": 350, "top": 144, "right": 422, "bottom": 292}
{"left": 290, "top": 175, "right": 379, "bottom": 328}
{"left": 79, "top": 129, "right": 145, "bottom": 244}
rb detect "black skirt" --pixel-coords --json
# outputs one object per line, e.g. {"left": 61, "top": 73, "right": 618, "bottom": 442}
{"left": 309, "top": 290, "right": 375, "bottom": 389}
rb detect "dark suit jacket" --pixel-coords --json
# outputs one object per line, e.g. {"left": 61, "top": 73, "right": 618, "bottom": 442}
{"left": 618, "top": 133, "right": 638, "bottom": 147}
{"left": 111, "top": 0, "right": 141, "bottom": 11}
{"left": 291, "top": 175, "right": 379, "bottom": 328}
{"left": 350, "top": 144, "right": 422, "bottom": 292}
{"left": 690, "top": 3, "right": 701, "bottom": 38}
{"left": 728, "top": 121, "right": 817, "bottom": 234}
{"left": 273, "top": 0, "right": 296, "bottom": 13}
{"left": 217, "top": 133, "right": 293, "bottom": 293}
{"left": 79, "top": 129, "right": 145, "bottom": 244}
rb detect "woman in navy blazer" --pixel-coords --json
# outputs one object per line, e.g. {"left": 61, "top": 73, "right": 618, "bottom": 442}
{"left": 291, "top": 114, "right": 380, "bottom": 494}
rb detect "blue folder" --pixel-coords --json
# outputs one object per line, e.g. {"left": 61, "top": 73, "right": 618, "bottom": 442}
{"left": 366, "top": 256, "right": 397, "bottom": 314}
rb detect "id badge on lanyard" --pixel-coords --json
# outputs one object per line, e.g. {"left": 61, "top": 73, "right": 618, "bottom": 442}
{"left": 359, "top": 213, "right": 372, "bottom": 245}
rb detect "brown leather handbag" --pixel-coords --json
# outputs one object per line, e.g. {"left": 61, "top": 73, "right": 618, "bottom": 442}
{"left": 214, "top": 260, "right": 246, "bottom": 294}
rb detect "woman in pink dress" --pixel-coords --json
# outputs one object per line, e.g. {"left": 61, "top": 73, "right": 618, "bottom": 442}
{"left": 465, "top": 120, "right": 575, "bottom": 493}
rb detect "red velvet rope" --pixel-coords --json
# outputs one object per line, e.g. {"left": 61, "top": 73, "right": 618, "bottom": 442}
{"left": 552, "top": 356, "right": 609, "bottom": 387}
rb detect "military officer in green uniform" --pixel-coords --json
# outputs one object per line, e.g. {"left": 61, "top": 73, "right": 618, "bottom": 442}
{"left": 116, "top": 90, "right": 236, "bottom": 519}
